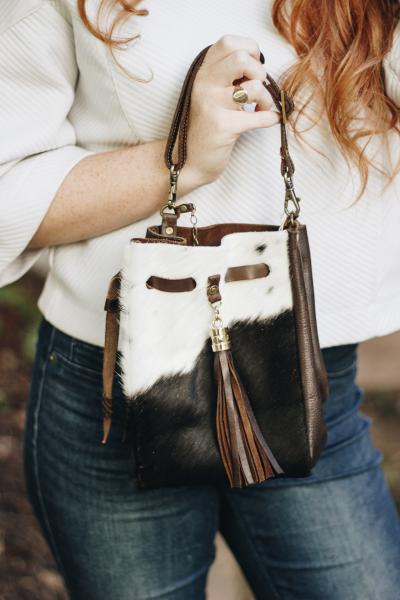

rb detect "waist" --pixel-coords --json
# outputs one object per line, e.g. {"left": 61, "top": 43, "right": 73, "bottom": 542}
{"left": 36, "top": 316, "right": 358, "bottom": 381}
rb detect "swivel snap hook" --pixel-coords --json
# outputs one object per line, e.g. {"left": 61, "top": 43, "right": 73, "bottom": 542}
{"left": 167, "top": 164, "right": 180, "bottom": 209}
{"left": 283, "top": 174, "right": 300, "bottom": 219}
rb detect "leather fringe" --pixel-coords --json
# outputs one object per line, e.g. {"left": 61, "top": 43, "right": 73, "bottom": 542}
{"left": 101, "top": 272, "right": 121, "bottom": 444}
{"left": 214, "top": 349, "right": 284, "bottom": 488}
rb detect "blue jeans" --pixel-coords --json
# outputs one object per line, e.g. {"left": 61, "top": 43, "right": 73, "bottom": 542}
{"left": 23, "top": 317, "right": 400, "bottom": 600}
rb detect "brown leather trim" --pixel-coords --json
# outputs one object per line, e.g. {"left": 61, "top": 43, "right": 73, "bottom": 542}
{"left": 104, "top": 298, "right": 119, "bottom": 313}
{"left": 146, "top": 275, "right": 196, "bottom": 292}
{"left": 175, "top": 203, "right": 196, "bottom": 216}
{"left": 164, "top": 45, "right": 212, "bottom": 170}
{"left": 161, "top": 213, "right": 178, "bottom": 237}
{"left": 102, "top": 272, "right": 121, "bottom": 443}
{"left": 295, "top": 226, "right": 329, "bottom": 403}
{"left": 207, "top": 274, "right": 221, "bottom": 304}
{"left": 131, "top": 237, "right": 185, "bottom": 246}
{"left": 225, "top": 263, "right": 270, "bottom": 283}
{"left": 287, "top": 223, "right": 327, "bottom": 465}
{"left": 144, "top": 223, "right": 279, "bottom": 247}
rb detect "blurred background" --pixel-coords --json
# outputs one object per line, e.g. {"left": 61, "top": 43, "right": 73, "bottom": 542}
{"left": 1, "top": 266, "right": 399, "bottom": 600}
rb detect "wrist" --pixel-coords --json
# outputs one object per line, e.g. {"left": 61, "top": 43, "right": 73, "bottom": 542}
{"left": 178, "top": 162, "right": 211, "bottom": 195}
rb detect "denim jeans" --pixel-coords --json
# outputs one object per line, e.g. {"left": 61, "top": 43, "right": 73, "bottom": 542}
{"left": 23, "top": 317, "right": 400, "bottom": 600}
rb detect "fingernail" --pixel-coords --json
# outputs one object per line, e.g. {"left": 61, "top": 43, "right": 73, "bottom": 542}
{"left": 259, "top": 51, "right": 265, "bottom": 64}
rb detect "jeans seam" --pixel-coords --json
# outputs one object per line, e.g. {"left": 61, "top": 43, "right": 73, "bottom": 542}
{"left": 31, "top": 325, "right": 71, "bottom": 593}
{"left": 325, "top": 359, "right": 357, "bottom": 379}
{"left": 53, "top": 350, "right": 103, "bottom": 379}
{"left": 262, "top": 455, "right": 384, "bottom": 488}
{"left": 221, "top": 493, "right": 281, "bottom": 600}
{"left": 321, "top": 417, "right": 372, "bottom": 457}
{"left": 324, "top": 393, "right": 363, "bottom": 428}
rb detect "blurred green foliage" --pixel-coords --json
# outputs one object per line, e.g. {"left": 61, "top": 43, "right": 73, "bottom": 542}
{"left": 0, "top": 282, "right": 41, "bottom": 363}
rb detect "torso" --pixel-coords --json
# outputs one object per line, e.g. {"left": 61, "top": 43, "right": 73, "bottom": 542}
{"left": 35, "top": 0, "right": 400, "bottom": 347}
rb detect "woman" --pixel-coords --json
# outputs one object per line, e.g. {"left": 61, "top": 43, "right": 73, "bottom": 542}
{"left": 1, "top": 0, "right": 399, "bottom": 598}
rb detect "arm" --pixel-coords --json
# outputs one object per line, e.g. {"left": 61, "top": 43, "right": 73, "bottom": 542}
{"left": 0, "top": 3, "right": 93, "bottom": 286}
{"left": 27, "top": 139, "right": 203, "bottom": 249}
{"left": 0, "top": 3, "right": 204, "bottom": 268}
{"left": 0, "top": 10, "right": 278, "bottom": 286}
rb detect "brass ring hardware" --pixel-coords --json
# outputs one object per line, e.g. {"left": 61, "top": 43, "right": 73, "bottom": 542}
{"left": 190, "top": 208, "right": 199, "bottom": 246}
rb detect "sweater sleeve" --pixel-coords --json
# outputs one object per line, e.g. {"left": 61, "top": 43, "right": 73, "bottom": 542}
{"left": 383, "top": 21, "right": 400, "bottom": 107}
{"left": 0, "top": 2, "right": 93, "bottom": 287}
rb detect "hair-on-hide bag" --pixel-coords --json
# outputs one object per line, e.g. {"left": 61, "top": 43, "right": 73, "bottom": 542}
{"left": 101, "top": 44, "right": 329, "bottom": 490}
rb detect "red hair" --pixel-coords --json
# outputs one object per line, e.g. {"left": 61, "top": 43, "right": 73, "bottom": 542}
{"left": 78, "top": 0, "right": 400, "bottom": 193}
{"left": 78, "top": 0, "right": 148, "bottom": 47}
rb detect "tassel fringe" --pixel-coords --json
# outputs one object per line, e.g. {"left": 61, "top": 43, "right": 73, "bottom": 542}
{"left": 214, "top": 349, "right": 284, "bottom": 488}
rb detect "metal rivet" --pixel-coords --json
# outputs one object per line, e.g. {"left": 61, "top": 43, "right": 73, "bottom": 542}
{"left": 208, "top": 285, "right": 218, "bottom": 295}
{"left": 165, "top": 226, "right": 174, "bottom": 235}
{"left": 180, "top": 205, "right": 188, "bottom": 213}
{"left": 49, "top": 352, "right": 57, "bottom": 362}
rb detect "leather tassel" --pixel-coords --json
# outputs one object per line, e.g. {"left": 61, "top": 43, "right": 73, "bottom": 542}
{"left": 214, "top": 348, "right": 283, "bottom": 487}
{"left": 207, "top": 274, "right": 283, "bottom": 488}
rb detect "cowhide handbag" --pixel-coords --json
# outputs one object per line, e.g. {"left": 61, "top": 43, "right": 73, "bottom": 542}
{"left": 101, "top": 44, "right": 329, "bottom": 490}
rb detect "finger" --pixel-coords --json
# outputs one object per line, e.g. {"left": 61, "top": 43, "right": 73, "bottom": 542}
{"left": 227, "top": 79, "right": 273, "bottom": 112}
{"left": 205, "top": 34, "right": 261, "bottom": 66}
{"left": 210, "top": 50, "right": 266, "bottom": 87}
{"left": 231, "top": 109, "right": 281, "bottom": 134}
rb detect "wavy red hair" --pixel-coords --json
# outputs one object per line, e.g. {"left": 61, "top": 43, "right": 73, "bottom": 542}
{"left": 77, "top": 0, "right": 400, "bottom": 193}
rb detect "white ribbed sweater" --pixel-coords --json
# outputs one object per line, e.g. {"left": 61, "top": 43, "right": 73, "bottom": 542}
{"left": 1, "top": 0, "right": 400, "bottom": 349}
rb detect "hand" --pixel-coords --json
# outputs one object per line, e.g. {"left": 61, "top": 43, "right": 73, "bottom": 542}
{"left": 184, "top": 35, "right": 280, "bottom": 186}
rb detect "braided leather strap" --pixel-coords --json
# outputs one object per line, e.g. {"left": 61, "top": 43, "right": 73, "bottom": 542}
{"left": 164, "top": 45, "right": 296, "bottom": 180}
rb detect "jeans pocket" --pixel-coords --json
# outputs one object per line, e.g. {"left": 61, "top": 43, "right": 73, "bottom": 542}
{"left": 52, "top": 349, "right": 103, "bottom": 386}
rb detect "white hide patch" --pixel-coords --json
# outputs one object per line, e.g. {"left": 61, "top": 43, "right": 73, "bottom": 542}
{"left": 118, "top": 230, "right": 293, "bottom": 398}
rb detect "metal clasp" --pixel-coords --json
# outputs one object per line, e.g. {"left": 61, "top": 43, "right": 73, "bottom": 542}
{"left": 283, "top": 173, "right": 300, "bottom": 220}
{"left": 208, "top": 300, "right": 231, "bottom": 352}
{"left": 190, "top": 206, "right": 199, "bottom": 246}
{"left": 167, "top": 164, "right": 180, "bottom": 209}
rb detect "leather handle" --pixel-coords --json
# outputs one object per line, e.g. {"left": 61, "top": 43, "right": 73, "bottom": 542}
{"left": 163, "top": 44, "right": 296, "bottom": 178}
{"left": 164, "top": 45, "right": 212, "bottom": 171}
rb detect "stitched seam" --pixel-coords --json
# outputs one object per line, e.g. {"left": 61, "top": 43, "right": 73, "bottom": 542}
{"left": 259, "top": 456, "right": 384, "bottom": 487}
{"left": 325, "top": 359, "right": 357, "bottom": 379}
{"left": 321, "top": 417, "right": 372, "bottom": 456}
{"left": 0, "top": 2, "right": 72, "bottom": 38}
{"left": 287, "top": 234, "right": 314, "bottom": 469}
{"left": 56, "top": 347, "right": 103, "bottom": 378}
{"left": 0, "top": 4, "right": 47, "bottom": 37}
{"left": 101, "top": 29, "right": 143, "bottom": 139}
{"left": 143, "top": 560, "right": 213, "bottom": 599}
{"left": 221, "top": 494, "right": 281, "bottom": 600}
{"left": 31, "top": 325, "right": 71, "bottom": 590}
{"left": 49, "top": 0, "right": 73, "bottom": 29}
{"left": 325, "top": 402, "right": 361, "bottom": 429}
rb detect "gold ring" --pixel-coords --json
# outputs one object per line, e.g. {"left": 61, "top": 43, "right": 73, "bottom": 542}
{"left": 232, "top": 85, "right": 249, "bottom": 106}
